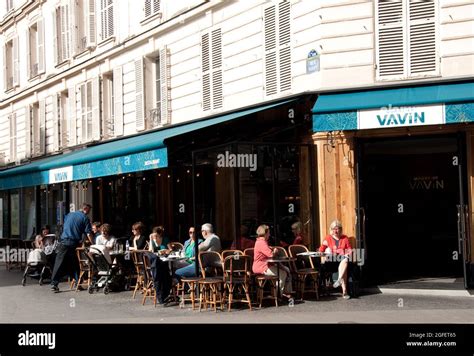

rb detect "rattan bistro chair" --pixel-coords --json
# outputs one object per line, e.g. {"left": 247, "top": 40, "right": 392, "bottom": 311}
{"left": 288, "top": 244, "right": 319, "bottom": 300}
{"left": 245, "top": 247, "right": 278, "bottom": 308}
{"left": 131, "top": 250, "right": 147, "bottom": 299}
{"left": 198, "top": 251, "right": 224, "bottom": 312}
{"left": 221, "top": 249, "right": 243, "bottom": 260}
{"left": 75, "top": 247, "right": 93, "bottom": 291}
{"left": 223, "top": 255, "right": 252, "bottom": 311}
{"left": 141, "top": 253, "right": 157, "bottom": 307}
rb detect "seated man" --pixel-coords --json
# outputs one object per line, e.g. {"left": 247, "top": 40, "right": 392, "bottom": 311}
{"left": 175, "top": 223, "right": 221, "bottom": 280}
{"left": 319, "top": 220, "right": 352, "bottom": 300}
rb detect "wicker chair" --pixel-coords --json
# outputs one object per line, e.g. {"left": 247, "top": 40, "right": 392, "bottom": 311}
{"left": 221, "top": 249, "right": 243, "bottom": 260}
{"left": 223, "top": 255, "right": 252, "bottom": 311}
{"left": 198, "top": 251, "right": 224, "bottom": 312}
{"left": 288, "top": 244, "right": 319, "bottom": 300}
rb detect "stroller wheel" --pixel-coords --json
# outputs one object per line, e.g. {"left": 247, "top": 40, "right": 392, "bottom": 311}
{"left": 88, "top": 286, "right": 94, "bottom": 294}
{"left": 104, "top": 286, "right": 110, "bottom": 295}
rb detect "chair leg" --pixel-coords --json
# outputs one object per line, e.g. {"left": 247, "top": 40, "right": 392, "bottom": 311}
{"left": 228, "top": 284, "right": 233, "bottom": 312}
{"left": 244, "top": 284, "right": 252, "bottom": 311}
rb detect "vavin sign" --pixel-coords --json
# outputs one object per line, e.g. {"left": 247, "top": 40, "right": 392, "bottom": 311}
{"left": 357, "top": 104, "right": 444, "bottom": 130}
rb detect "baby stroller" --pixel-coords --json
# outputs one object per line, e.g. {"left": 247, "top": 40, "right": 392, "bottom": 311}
{"left": 87, "top": 245, "right": 127, "bottom": 294}
{"left": 22, "top": 234, "right": 57, "bottom": 286}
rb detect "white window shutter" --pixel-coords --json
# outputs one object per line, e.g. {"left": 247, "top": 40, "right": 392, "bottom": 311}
{"left": 39, "top": 100, "right": 46, "bottom": 155}
{"left": 278, "top": 1, "right": 291, "bottom": 92}
{"left": 52, "top": 95, "right": 59, "bottom": 151}
{"left": 9, "top": 113, "right": 17, "bottom": 162}
{"left": 72, "top": 0, "right": 80, "bottom": 55}
{"left": 264, "top": 5, "right": 277, "bottom": 96}
{"left": 12, "top": 35, "right": 19, "bottom": 87}
{"left": 24, "top": 106, "right": 31, "bottom": 157}
{"left": 135, "top": 58, "right": 145, "bottom": 131}
{"left": 26, "top": 29, "right": 31, "bottom": 79}
{"left": 211, "top": 29, "right": 222, "bottom": 110}
{"left": 144, "top": 0, "right": 152, "bottom": 18}
{"left": 2, "top": 45, "right": 6, "bottom": 90}
{"left": 375, "top": 0, "right": 406, "bottom": 79}
{"left": 113, "top": 66, "right": 123, "bottom": 136}
{"left": 80, "top": 83, "right": 87, "bottom": 142}
{"left": 53, "top": 10, "right": 60, "bottom": 66}
{"left": 107, "top": 0, "right": 114, "bottom": 39}
{"left": 91, "top": 77, "right": 101, "bottom": 140}
{"left": 159, "top": 47, "right": 170, "bottom": 125}
{"left": 100, "top": 0, "right": 106, "bottom": 40}
{"left": 37, "top": 18, "right": 45, "bottom": 74}
{"left": 201, "top": 33, "right": 211, "bottom": 111}
{"left": 68, "top": 87, "right": 76, "bottom": 146}
{"left": 87, "top": 0, "right": 96, "bottom": 47}
{"left": 32, "top": 106, "right": 39, "bottom": 155}
{"left": 408, "top": 0, "right": 437, "bottom": 76}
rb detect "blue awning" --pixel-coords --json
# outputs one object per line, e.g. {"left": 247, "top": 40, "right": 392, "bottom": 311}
{"left": 313, "top": 82, "right": 474, "bottom": 132}
{"left": 0, "top": 99, "right": 294, "bottom": 190}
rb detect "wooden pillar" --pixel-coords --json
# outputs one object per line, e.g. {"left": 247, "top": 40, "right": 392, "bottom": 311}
{"left": 299, "top": 146, "right": 313, "bottom": 247}
{"left": 313, "top": 131, "right": 357, "bottom": 247}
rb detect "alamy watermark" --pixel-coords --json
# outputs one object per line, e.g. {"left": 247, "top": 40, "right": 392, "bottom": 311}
{"left": 0, "top": 246, "right": 32, "bottom": 263}
{"left": 216, "top": 151, "right": 257, "bottom": 171}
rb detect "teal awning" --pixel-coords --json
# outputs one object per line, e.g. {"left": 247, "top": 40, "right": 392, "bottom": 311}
{"left": 313, "top": 82, "right": 474, "bottom": 132}
{"left": 0, "top": 99, "right": 293, "bottom": 190}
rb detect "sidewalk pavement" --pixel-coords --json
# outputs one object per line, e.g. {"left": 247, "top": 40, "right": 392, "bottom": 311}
{"left": 1, "top": 268, "right": 474, "bottom": 324}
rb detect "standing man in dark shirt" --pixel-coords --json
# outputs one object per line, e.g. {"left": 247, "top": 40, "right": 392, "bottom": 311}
{"left": 50, "top": 203, "right": 93, "bottom": 292}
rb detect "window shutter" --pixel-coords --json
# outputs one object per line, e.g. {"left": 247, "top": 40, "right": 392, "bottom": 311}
{"left": 159, "top": 47, "right": 170, "bottom": 125}
{"left": 408, "top": 0, "right": 437, "bottom": 75}
{"left": 154, "top": 0, "right": 160, "bottom": 13}
{"left": 113, "top": 66, "right": 123, "bottom": 136}
{"left": 39, "top": 100, "right": 46, "bottom": 155}
{"left": 37, "top": 18, "right": 45, "bottom": 73}
{"left": 211, "top": 29, "right": 222, "bottom": 110}
{"left": 376, "top": 0, "right": 406, "bottom": 79}
{"left": 144, "top": 0, "right": 152, "bottom": 18}
{"left": 9, "top": 113, "right": 17, "bottom": 162}
{"left": 100, "top": 0, "right": 106, "bottom": 40}
{"left": 32, "top": 106, "right": 39, "bottom": 155}
{"left": 87, "top": 0, "right": 96, "bottom": 47}
{"left": 72, "top": 0, "right": 80, "bottom": 55}
{"left": 135, "top": 58, "right": 145, "bottom": 131}
{"left": 91, "top": 77, "right": 101, "bottom": 140}
{"left": 68, "top": 87, "right": 76, "bottom": 146}
{"left": 60, "top": 94, "right": 68, "bottom": 148}
{"left": 60, "top": 4, "right": 70, "bottom": 61}
{"left": 264, "top": 5, "right": 277, "bottom": 96}
{"left": 24, "top": 106, "right": 31, "bottom": 157}
{"left": 278, "top": 1, "right": 291, "bottom": 92}
{"left": 2, "top": 45, "right": 6, "bottom": 90}
{"left": 81, "top": 83, "right": 88, "bottom": 142}
{"left": 107, "top": 0, "right": 114, "bottom": 39}
{"left": 52, "top": 95, "right": 59, "bottom": 151}
{"left": 53, "top": 10, "right": 60, "bottom": 66}
{"left": 26, "top": 29, "right": 31, "bottom": 79}
{"left": 201, "top": 33, "right": 210, "bottom": 111}
{"left": 12, "top": 35, "right": 19, "bottom": 87}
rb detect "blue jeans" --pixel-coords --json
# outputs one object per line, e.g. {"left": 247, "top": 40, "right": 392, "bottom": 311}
{"left": 175, "top": 262, "right": 197, "bottom": 280}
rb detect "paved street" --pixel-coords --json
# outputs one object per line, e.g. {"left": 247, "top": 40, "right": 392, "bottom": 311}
{"left": 1, "top": 267, "right": 474, "bottom": 324}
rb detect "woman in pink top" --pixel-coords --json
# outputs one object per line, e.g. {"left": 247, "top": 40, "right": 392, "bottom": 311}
{"left": 253, "top": 224, "right": 293, "bottom": 298}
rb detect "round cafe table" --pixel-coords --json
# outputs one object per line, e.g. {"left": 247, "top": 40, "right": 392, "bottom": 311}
{"left": 266, "top": 257, "right": 296, "bottom": 299}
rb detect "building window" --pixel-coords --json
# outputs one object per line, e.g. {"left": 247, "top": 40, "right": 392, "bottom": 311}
{"left": 142, "top": 48, "right": 170, "bottom": 129}
{"left": 375, "top": 0, "right": 438, "bottom": 80}
{"left": 201, "top": 29, "right": 222, "bottom": 111}
{"left": 3, "top": 36, "right": 18, "bottom": 91}
{"left": 6, "top": 0, "right": 13, "bottom": 13}
{"left": 102, "top": 73, "right": 115, "bottom": 138}
{"left": 264, "top": 1, "right": 291, "bottom": 96}
{"left": 77, "top": 78, "right": 100, "bottom": 143}
{"left": 27, "top": 20, "right": 45, "bottom": 79}
{"left": 52, "top": 92, "right": 69, "bottom": 151}
{"left": 9, "top": 112, "right": 17, "bottom": 162}
{"left": 25, "top": 102, "right": 45, "bottom": 157}
{"left": 100, "top": 0, "right": 114, "bottom": 41}
{"left": 73, "top": 0, "right": 96, "bottom": 54}
{"left": 144, "top": 0, "right": 161, "bottom": 19}
{"left": 53, "top": 4, "right": 71, "bottom": 65}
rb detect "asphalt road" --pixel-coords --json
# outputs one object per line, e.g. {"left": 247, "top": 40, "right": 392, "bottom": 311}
{"left": 1, "top": 267, "right": 474, "bottom": 324}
